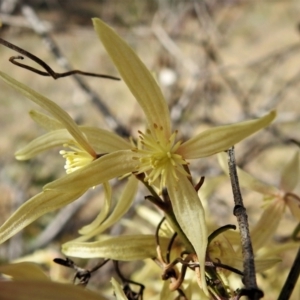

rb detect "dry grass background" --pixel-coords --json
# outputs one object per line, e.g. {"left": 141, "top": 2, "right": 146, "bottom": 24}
{"left": 0, "top": 0, "right": 300, "bottom": 299}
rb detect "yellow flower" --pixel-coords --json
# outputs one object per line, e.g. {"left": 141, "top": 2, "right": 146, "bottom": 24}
{"left": 0, "top": 18, "right": 276, "bottom": 295}
{"left": 218, "top": 150, "right": 300, "bottom": 251}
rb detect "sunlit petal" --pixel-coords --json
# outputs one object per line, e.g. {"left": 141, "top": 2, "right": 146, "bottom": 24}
{"left": 166, "top": 173, "right": 208, "bottom": 295}
{"left": 45, "top": 150, "right": 138, "bottom": 190}
{"left": 80, "top": 126, "right": 132, "bottom": 152}
{"left": 29, "top": 110, "right": 64, "bottom": 131}
{"left": 280, "top": 150, "right": 300, "bottom": 192}
{"left": 62, "top": 235, "right": 169, "bottom": 260}
{"left": 178, "top": 110, "right": 276, "bottom": 159}
{"left": 217, "top": 152, "right": 279, "bottom": 195}
{"left": 0, "top": 189, "right": 87, "bottom": 244}
{"left": 0, "top": 71, "right": 96, "bottom": 157}
{"left": 93, "top": 18, "right": 171, "bottom": 137}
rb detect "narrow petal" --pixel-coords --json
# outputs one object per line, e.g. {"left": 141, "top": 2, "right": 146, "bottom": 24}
{"left": 45, "top": 150, "right": 138, "bottom": 191}
{"left": 249, "top": 200, "right": 285, "bottom": 252}
{"left": 80, "top": 126, "right": 132, "bottom": 152}
{"left": 166, "top": 173, "right": 208, "bottom": 295}
{"left": 29, "top": 110, "right": 64, "bottom": 131}
{"left": 232, "top": 257, "right": 280, "bottom": 273}
{"left": 178, "top": 110, "right": 276, "bottom": 159}
{"left": 79, "top": 176, "right": 138, "bottom": 238}
{"left": 0, "top": 281, "right": 107, "bottom": 300}
{"left": 15, "top": 129, "right": 73, "bottom": 160}
{"left": 93, "top": 18, "right": 171, "bottom": 137}
{"left": 0, "top": 262, "right": 50, "bottom": 281}
{"left": 0, "top": 71, "right": 96, "bottom": 157}
{"left": 217, "top": 152, "right": 279, "bottom": 196}
{"left": 111, "top": 278, "right": 129, "bottom": 300}
{"left": 285, "top": 193, "right": 300, "bottom": 221}
{"left": 280, "top": 150, "right": 300, "bottom": 192}
{"left": 0, "top": 189, "right": 86, "bottom": 244}
{"left": 78, "top": 182, "right": 112, "bottom": 235}
{"left": 62, "top": 235, "right": 169, "bottom": 260}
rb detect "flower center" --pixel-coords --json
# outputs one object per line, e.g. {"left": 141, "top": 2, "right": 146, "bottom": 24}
{"left": 60, "top": 143, "right": 96, "bottom": 174}
{"left": 133, "top": 123, "right": 188, "bottom": 190}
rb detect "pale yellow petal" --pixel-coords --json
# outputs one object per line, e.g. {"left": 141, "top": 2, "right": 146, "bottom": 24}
{"left": 79, "top": 176, "right": 138, "bottom": 238}
{"left": 78, "top": 182, "right": 112, "bottom": 235}
{"left": 93, "top": 18, "right": 171, "bottom": 137}
{"left": 0, "top": 262, "right": 50, "bottom": 281}
{"left": 178, "top": 110, "right": 276, "bottom": 159}
{"left": 62, "top": 235, "right": 169, "bottom": 260}
{"left": 166, "top": 173, "right": 208, "bottom": 295}
{"left": 29, "top": 110, "right": 64, "bottom": 131}
{"left": 15, "top": 129, "right": 73, "bottom": 160}
{"left": 0, "top": 189, "right": 86, "bottom": 244}
{"left": 232, "top": 257, "right": 280, "bottom": 273}
{"left": 111, "top": 278, "right": 128, "bottom": 300}
{"left": 80, "top": 126, "right": 131, "bottom": 152}
{"left": 217, "top": 152, "right": 279, "bottom": 196}
{"left": 45, "top": 150, "right": 138, "bottom": 190}
{"left": 280, "top": 150, "right": 300, "bottom": 192}
{"left": 0, "top": 71, "right": 96, "bottom": 157}
{"left": 0, "top": 281, "right": 107, "bottom": 300}
{"left": 285, "top": 193, "right": 300, "bottom": 221}
{"left": 250, "top": 200, "right": 285, "bottom": 252}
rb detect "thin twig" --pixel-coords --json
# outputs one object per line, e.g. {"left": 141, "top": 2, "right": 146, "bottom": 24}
{"left": 227, "top": 147, "right": 263, "bottom": 300}
{"left": 20, "top": 4, "right": 129, "bottom": 137}
{"left": 277, "top": 246, "right": 300, "bottom": 300}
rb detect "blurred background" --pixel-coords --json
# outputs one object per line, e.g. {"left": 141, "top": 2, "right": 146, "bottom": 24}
{"left": 0, "top": 0, "right": 300, "bottom": 299}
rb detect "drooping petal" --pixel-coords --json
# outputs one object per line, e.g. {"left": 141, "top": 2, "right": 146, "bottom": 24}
{"left": 0, "top": 281, "right": 107, "bottom": 300}
{"left": 78, "top": 175, "right": 138, "bottom": 238}
{"left": 280, "top": 150, "right": 300, "bottom": 192}
{"left": 0, "top": 189, "right": 87, "bottom": 244}
{"left": 178, "top": 110, "right": 276, "bottom": 159}
{"left": 166, "top": 173, "right": 208, "bottom": 295}
{"left": 232, "top": 257, "right": 280, "bottom": 273}
{"left": 111, "top": 278, "right": 129, "bottom": 300}
{"left": 217, "top": 152, "right": 279, "bottom": 196}
{"left": 62, "top": 235, "right": 169, "bottom": 261}
{"left": 0, "top": 71, "right": 96, "bottom": 157}
{"left": 93, "top": 18, "right": 171, "bottom": 137}
{"left": 0, "top": 262, "right": 50, "bottom": 281}
{"left": 285, "top": 193, "right": 300, "bottom": 221}
{"left": 45, "top": 150, "right": 138, "bottom": 191}
{"left": 78, "top": 182, "right": 112, "bottom": 235}
{"left": 15, "top": 129, "right": 74, "bottom": 160}
{"left": 249, "top": 200, "right": 285, "bottom": 252}
{"left": 29, "top": 110, "right": 64, "bottom": 131}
